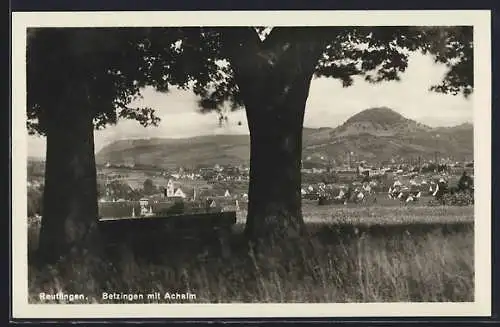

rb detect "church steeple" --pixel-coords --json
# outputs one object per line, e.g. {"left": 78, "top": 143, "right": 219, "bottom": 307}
{"left": 166, "top": 179, "right": 175, "bottom": 197}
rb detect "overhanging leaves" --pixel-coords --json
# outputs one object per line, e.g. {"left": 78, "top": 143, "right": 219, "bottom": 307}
{"left": 27, "top": 26, "right": 473, "bottom": 135}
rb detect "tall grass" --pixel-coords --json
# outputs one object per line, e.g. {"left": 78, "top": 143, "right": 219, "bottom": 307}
{"left": 27, "top": 211, "right": 474, "bottom": 303}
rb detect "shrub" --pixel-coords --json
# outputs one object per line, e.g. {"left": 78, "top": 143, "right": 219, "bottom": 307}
{"left": 27, "top": 187, "right": 43, "bottom": 217}
{"left": 427, "top": 191, "right": 474, "bottom": 207}
{"left": 163, "top": 201, "right": 186, "bottom": 215}
{"left": 442, "top": 192, "right": 474, "bottom": 206}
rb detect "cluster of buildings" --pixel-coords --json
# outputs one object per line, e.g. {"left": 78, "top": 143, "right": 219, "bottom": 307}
{"left": 97, "top": 158, "right": 473, "bottom": 209}
{"left": 99, "top": 177, "right": 239, "bottom": 203}
{"left": 141, "top": 164, "right": 251, "bottom": 182}
{"left": 193, "top": 164, "right": 250, "bottom": 182}
{"left": 299, "top": 159, "right": 474, "bottom": 200}
{"left": 301, "top": 156, "right": 473, "bottom": 177}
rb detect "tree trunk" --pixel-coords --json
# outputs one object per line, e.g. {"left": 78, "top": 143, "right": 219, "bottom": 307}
{"left": 37, "top": 85, "right": 99, "bottom": 265}
{"left": 221, "top": 30, "right": 327, "bottom": 250}
{"left": 244, "top": 118, "right": 305, "bottom": 246}
{"left": 242, "top": 69, "right": 316, "bottom": 248}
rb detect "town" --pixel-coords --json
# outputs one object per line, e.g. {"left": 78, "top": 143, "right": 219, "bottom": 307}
{"left": 27, "top": 155, "right": 474, "bottom": 219}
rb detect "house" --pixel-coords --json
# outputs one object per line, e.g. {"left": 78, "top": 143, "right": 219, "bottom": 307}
{"left": 140, "top": 205, "right": 154, "bottom": 217}
{"left": 164, "top": 179, "right": 186, "bottom": 199}
{"left": 197, "top": 188, "right": 213, "bottom": 199}
{"left": 173, "top": 188, "right": 186, "bottom": 198}
{"left": 138, "top": 198, "right": 154, "bottom": 216}
{"left": 196, "top": 187, "right": 227, "bottom": 199}
{"left": 335, "top": 169, "right": 358, "bottom": 177}
{"left": 369, "top": 168, "right": 385, "bottom": 176}
{"left": 215, "top": 173, "right": 226, "bottom": 181}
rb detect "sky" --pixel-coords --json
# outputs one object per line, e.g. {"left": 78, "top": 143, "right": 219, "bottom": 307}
{"left": 27, "top": 52, "right": 473, "bottom": 158}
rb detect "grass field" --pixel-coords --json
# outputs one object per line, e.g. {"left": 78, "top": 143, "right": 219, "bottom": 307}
{"left": 27, "top": 204, "right": 474, "bottom": 304}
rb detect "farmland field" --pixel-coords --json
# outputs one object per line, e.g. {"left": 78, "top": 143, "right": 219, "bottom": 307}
{"left": 28, "top": 202, "right": 474, "bottom": 303}
{"left": 302, "top": 202, "right": 473, "bottom": 224}
{"left": 235, "top": 198, "right": 474, "bottom": 224}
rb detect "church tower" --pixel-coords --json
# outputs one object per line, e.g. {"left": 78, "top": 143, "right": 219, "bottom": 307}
{"left": 166, "top": 179, "right": 175, "bottom": 197}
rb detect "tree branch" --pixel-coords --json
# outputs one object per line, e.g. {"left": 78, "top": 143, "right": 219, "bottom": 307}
{"left": 218, "top": 27, "right": 263, "bottom": 59}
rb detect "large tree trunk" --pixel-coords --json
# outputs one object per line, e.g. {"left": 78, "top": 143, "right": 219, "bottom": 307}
{"left": 223, "top": 30, "right": 326, "bottom": 248}
{"left": 37, "top": 85, "right": 99, "bottom": 265}
{"left": 243, "top": 76, "right": 312, "bottom": 246}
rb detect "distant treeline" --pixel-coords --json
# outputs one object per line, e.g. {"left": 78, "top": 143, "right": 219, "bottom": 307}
{"left": 28, "top": 186, "right": 43, "bottom": 217}
{"left": 27, "top": 161, "right": 45, "bottom": 178}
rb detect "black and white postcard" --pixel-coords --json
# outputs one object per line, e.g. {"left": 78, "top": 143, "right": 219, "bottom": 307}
{"left": 11, "top": 10, "right": 491, "bottom": 319}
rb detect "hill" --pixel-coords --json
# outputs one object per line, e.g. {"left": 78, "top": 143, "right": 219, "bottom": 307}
{"left": 96, "top": 107, "right": 473, "bottom": 168}
{"left": 96, "top": 135, "right": 251, "bottom": 169}
{"left": 302, "top": 107, "right": 473, "bottom": 164}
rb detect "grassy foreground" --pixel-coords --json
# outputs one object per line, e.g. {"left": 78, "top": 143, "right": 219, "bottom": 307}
{"left": 28, "top": 205, "right": 474, "bottom": 303}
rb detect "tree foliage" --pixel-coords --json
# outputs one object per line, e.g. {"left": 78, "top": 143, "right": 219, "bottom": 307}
{"left": 422, "top": 26, "right": 473, "bottom": 97}
{"left": 27, "top": 186, "right": 43, "bottom": 217}
{"left": 143, "top": 178, "right": 156, "bottom": 195}
{"left": 28, "top": 28, "right": 178, "bottom": 135}
{"left": 27, "top": 26, "right": 473, "bottom": 134}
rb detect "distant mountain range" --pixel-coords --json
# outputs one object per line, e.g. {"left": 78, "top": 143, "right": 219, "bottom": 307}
{"left": 95, "top": 107, "right": 473, "bottom": 168}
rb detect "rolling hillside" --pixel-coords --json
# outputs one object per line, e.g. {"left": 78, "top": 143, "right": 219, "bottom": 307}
{"left": 96, "top": 107, "right": 473, "bottom": 168}
{"left": 302, "top": 107, "right": 473, "bottom": 163}
{"left": 96, "top": 135, "right": 251, "bottom": 168}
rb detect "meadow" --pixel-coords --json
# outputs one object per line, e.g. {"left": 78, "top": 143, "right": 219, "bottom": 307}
{"left": 27, "top": 203, "right": 474, "bottom": 304}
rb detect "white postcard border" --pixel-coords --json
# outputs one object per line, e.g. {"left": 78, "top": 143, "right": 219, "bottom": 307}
{"left": 11, "top": 10, "right": 492, "bottom": 319}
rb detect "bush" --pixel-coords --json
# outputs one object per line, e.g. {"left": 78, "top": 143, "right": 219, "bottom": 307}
{"left": 442, "top": 192, "right": 474, "bottom": 206}
{"left": 27, "top": 187, "right": 43, "bottom": 217}
{"left": 427, "top": 191, "right": 474, "bottom": 206}
{"left": 163, "top": 201, "right": 185, "bottom": 215}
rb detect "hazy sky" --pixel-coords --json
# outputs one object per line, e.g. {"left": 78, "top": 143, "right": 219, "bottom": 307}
{"left": 27, "top": 52, "right": 473, "bottom": 158}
